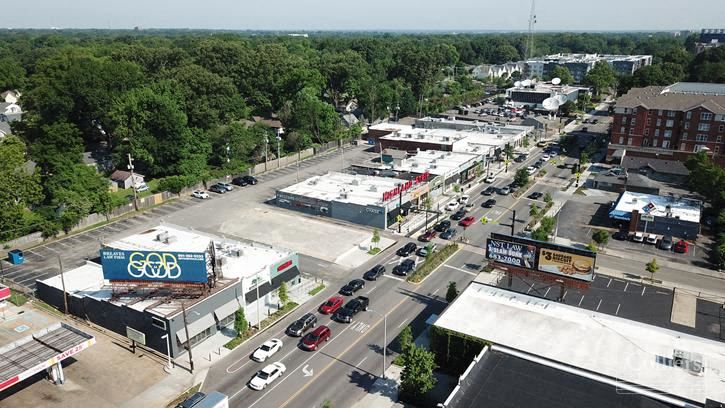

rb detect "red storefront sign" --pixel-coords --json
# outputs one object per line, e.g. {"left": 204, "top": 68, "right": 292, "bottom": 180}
{"left": 382, "top": 172, "right": 430, "bottom": 202}
{"left": 277, "top": 260, "right": 293, "bottom": 272}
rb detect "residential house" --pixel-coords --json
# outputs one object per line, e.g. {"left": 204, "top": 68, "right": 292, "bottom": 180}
{"left": 252, "top": 116, "right": 284, "bottom": 136}
{"left": 620, "top": 156, "right": 690, "bottom": 184}
{"left": 1, "top": 90, "right": 21, "bottom": 104}
{"left": 110, "top": 170, "right": 145, "bottom": 190}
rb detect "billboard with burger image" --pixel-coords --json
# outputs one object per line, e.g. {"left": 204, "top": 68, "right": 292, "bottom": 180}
{"left": 537, "top": 247, "right": 595, "bottom": 282}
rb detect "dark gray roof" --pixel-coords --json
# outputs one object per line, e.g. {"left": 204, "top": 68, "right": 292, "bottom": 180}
{"left": 446, "top": 349, "right": 678, "bottom": 408}
{"left": 593, "top": 172, "right": 660, "bottom": 189}
{"left": 616, "top": 84, "right": 725, "bottom": 114}
{"left": 0, "top": 122, "right": 10, "bottom": 135}
{"left": 621, "top": 156, "right": 690, "bottom": 176}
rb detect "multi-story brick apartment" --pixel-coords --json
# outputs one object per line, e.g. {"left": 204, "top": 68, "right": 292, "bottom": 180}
{"left": 607, "top": 82, "right": 725, "bottom": 167}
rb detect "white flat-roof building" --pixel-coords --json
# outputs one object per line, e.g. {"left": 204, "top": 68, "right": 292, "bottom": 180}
{"left": 37, "top": 225, "right": 300, "bottom": 359}
{"left": 434, "top": 282, "right": 725, "bottom": 406}
{"left": 506, "top": 82, "right": 590, "bottom": 109}
{"left": 525, "top": 53, "right": 652, "bottom": 82}
{"left": 277, "top": 171, "right": 432, "bottom": 229}
{"left": 609, "top": 191, "right": 702, "bottom": 238}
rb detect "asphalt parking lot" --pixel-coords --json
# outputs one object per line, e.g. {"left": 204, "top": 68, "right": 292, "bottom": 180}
{"left": 500, "top": 273, "right": 724, "bottom": 342}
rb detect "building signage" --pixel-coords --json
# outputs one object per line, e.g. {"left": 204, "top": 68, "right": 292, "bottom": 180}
{"left": 538, "top": 248, "right": 595, "bottom": 282}
{"left": 277, "top": 260, "right": 293, "bottom": 272}
{"left": 382, "top": 172, "right": 431, "bottom": 202}
{"left": 486, "top": 238, "right": 537, "bottom": 268}
{"left": 642, "top": 202, "right": 656, "bottom": 213}
{"left": 100, "top": 249, "right": 208, "bottom": 283}
{"left": 640, "top": 214, "right": 655, "bottom": 222}
{"left": 366, "top": 207, "right": 383, "bottom": 214}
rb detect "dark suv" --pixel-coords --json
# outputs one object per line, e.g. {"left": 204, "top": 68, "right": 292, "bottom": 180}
{"left": 451, "top": 208, "right": 466, "bottom": 221}
{"left": 434, "top": 220, "right": 452, "bottom": 232}
{"left": 286, "top": 313, "right": 317, "bottom": 337}
{"left": 335, "top": 297, "right": 369, "bottom": 323}
{"left": 363, "top": 265, "right": 385, "bottom": 281}
{"left": 396, "top": 242, "right": 417, "bottom": 257}
{"left": 393, "top": 259, "right": 416, "bottom": 276}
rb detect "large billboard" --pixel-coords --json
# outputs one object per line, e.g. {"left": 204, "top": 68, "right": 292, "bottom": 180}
{"left": 100, "top": 249, "right": 208, "bottom": 283}
{"left": 486, "top": 238, "right": 537, "bottom": 269}
{"left": 486, "top": 233, "right": 596, "bottom": 282}
{"left": 538, "top": 247, "right": 595, "bottom": 281}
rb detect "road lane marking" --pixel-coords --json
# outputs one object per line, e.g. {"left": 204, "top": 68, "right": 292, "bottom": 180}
{"left": 596, "top": 299, "right": 603, "bottom": 311}
{"left": 432, "top": 288, "right": 440, "bottom": 296}
{"left": 358, "top": 357, "right": 368, "bottom": 367}
{"left": 443, "top": 264, "right": 477, "bottom": 276}
{"left": 277, "top": 297, "right": 409, "bottom": 408}
{"left": 382, "top": 274, "right": 405, "bottom": 282}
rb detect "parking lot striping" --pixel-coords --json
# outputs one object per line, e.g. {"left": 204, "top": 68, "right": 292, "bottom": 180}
{"left": 241, "top": 322, "right": 356, "bottom": 407}
{"left": 596, "top": 299, "right": 603, "bottom": 311}
{"left": 614, "top": 279, "right": 626, "bottom": 283}
{"left": 443, "top": 264, "right": 477, "bottom": 276}
{"left": 623, "top": 282, "right": 629, "bottom": 292}
{"left": 358, "top": 356, "right": 368, "bottom": 367}
{"left": 656, "top": 291, "right": 669, "bottom": 295}
{"left": 578, "top": 296, "right": 585, "bottom": 306}
{"left": 606, "top": 278, "right": 612, "bottom": 288}
{"left": 432, "top": 288, "right": 440, "bottom": 296}
{"left": 562, "top": 290, "right": 568, "bottom": 300}
{"left": 641, "top": 287, "right": 646, "bottom": 296}
{"left": 544, "top": 287, "right": 551, "bottom": 297}
{"left": 615, "top": 304, "right": 621, "bottom": 315}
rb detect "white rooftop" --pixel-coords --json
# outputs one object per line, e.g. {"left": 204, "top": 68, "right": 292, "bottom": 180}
{"left": 279, "top": 171, "right": 402, "bottom": 206}
{"left": 435, "top": 282, "right": 725, "bottom": 405}
{"left": 507, "top": 83, "right": 588, "bottom": 95}
{"left": 394, "top": 150, "right": 479, "bottom": 177}
{"left": 612, "top": 191, "right": 702, "bottom": 223}
{"left": 379, "top": 124, "right": 527, "bottom": 149}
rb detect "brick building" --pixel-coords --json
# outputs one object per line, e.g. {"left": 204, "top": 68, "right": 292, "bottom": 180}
{"left": 607, "top": 82, "right": 725, "bottom": 167}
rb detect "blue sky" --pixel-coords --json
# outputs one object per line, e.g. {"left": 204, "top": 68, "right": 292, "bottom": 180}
{"left": 4, "top": 0, "right": 724, "bottom": 31}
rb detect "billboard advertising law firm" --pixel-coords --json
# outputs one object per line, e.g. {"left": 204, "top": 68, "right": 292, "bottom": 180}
{"left": 486, "top": 238, "right": 537, "bottom": 269}
{"left": 100, "top": 249, "right": 208, "bottom": 283}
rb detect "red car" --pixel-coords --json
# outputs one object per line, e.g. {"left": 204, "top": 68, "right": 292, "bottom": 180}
{"left": 459, "top": 216, "right": 476, "bottom": 227}
{"left": 302, "top": 326, "right": 331, "bottom": 351}
{"left": 673, "top": 240, "right": 689, "bottom": 253}
{"left": 419, "top": 230, "right": 437, "bottom": 242}
{"left": 319, "top": 296, "right": 344, "bottom": 314}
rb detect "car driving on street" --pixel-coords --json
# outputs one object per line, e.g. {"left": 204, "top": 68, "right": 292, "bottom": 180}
{"left": 393, "top": 259, "right": 416, "bottom": 276}
{"left": 319, "top": 296, "right": 344, "bottom": 314}
{"left": 252, "top": 339, "right": 283, "bottom": 362}
{"left": 334, "top": 297, "right": 369, "bottom": 323}
{"left": 249, "top": 362, "right": 286, "bottom": 390}
{"left": 301, "top": 326, "right": 331, "bottom": 351}
{"left": 286, "top": 313, "right": 317, "bottom": 337}
{"left": 363, "top": 265, "right": 386, "bottom": 280}
{"left": 340, "top": 279, "right": 365, "bottom": 295}
{"left": 396, "top": 242, "right": 417, "bottom": 256}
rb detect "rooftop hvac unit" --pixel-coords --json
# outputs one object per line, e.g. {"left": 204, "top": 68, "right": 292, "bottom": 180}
{"left": 431, "top": 159, "right": 437, "bottom": 164}
{"left": 308, "top": 179, "right": 318, "bottom": 185}
{"left": 156, "top": 232, "right": 169, "bottom": 242}
{"left": 234, "top": 249, "right": 244, "bottom": 257}
{"left": 369, "top": 185, "right": 377, "bottom": 192}
{"left": 411, "top": 162, "right": 418, "bottom": 167}
{"left": 443, "top": 137, "right": 450, "bottom": 142}
{"left": 165, "top": 235, "right": 177, "bottom": 244}
{"left": 417, "top": 135, "right": 425, "bottom": 139}
{"left": 406, "top": 134, "right": 413, "bottom": 138}
{"left": 430, "top": 164, "right": 437, "bottom": 169}
{"left": 350, "top": 179, "right": 360, "bottom": 186}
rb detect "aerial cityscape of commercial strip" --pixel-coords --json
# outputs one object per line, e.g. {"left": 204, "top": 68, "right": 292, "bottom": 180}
{"left": 1, "top": 2, "right": 725, "bottom": 408}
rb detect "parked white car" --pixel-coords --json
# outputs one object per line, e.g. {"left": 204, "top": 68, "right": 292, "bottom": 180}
{"left": 446, "top": 201, "right": 459, "bottom": 211}
{"left": 249, "top": 362, "right": 286, "bottom": 390}
{"left": 632, "top": 232, "right": 644, "bottom": 242}
{"left": 192, "top": 190, "right": 210, "bottom": 199}
{"left": 526, "top": 166, "right": 537, "bottom": 174}
{"left": 484, "top": 175, "right": 496, "bottom": 183}
{"left": 459, "top": 195, "right": 470, "bottom": 205}
{"left": 646, "top": 234, "right": 658, "bottom": 245}
{"left": 251, "top": 339, "right": 283, "bottom": 362}
{"left": 541, "top": 155, "right": 550, "bottom": 161}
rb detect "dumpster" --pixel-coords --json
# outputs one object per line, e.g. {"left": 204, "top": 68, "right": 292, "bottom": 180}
{"left": 8, "top": 249, "right": 24, "bottom": 265}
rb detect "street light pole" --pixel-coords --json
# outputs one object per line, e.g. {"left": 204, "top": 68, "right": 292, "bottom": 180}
{"left": 276, "top": 133, "right": 282, "bottom": 170}
{"left": 369, "top": 310, "right": 387, "bottom": 379}
{"left": 161, "top": 334, "right": 173, "bottom": 372}
{"left": 398, "top": 183, "right": 404, "bottom": 233}
{"left": 264, "top": 136, "right": 269, "bottom": 172}
{"left": 127, "top": 153, "right": 138, "bottom": 211}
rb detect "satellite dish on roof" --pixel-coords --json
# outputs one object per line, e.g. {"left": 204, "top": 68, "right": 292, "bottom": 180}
{"left": 542, "top": 97, "right": 561, "bottom": 111}
{"left": 555, "top": 94, "right": 568, "bottom": 104}
{"left": 551, "top": 77, "right": 562, "bottom": 85}
{"left": 521, "top": 79, "right": 532, "bottom": 87}
{"left": 514, "top": 81, "right": 522, "bottom": 88}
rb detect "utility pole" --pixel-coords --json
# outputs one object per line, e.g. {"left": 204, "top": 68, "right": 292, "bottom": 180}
{"left": 181, "top": 303, "right": 194, "bottom": 373}
{"left": 58, "top": 255, "right": 68, "bottom": 315}
{"left": 254, "top": 270, "right": 263, "bottom": 330}
{"left": 264, "top": 136, "right": 269, "bottom": 172}
{"left": 296, "top": 149, "right": 300, "bottom": 182}
{"left": 276, "top": 133, "right": 282, "bottom": 170}
{"left": 511, "top": 209, "right": 516, "bottom": 237}
{"left": 398, "top": 183, "right": 404, "bottom": 233}
{"left": 127, "top": 153, "right": 138, "bottom": 211}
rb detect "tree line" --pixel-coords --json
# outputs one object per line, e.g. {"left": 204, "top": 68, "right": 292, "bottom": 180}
{"left": 0, "top": 30, "right": 721, "bottom": 241}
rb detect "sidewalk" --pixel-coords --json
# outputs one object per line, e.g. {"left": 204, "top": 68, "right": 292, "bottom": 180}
{"left": 351, "top": 365, "right": 404, "bottom": 408}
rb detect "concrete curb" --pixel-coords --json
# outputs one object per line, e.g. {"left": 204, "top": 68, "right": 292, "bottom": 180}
{"left": 407, "top": 245, "right": 462, "bottom": 286}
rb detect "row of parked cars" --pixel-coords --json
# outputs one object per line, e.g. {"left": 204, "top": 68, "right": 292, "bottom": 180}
{"left": 612, "top": 230, "right": 689, "bottom": 253}
{"left": 192, "top": 175, "right": 259, "bottom": 199}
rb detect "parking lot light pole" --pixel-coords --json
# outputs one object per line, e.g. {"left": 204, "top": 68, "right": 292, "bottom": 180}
{"left": 368, "top": 309, "right": 387, "bottom": 379}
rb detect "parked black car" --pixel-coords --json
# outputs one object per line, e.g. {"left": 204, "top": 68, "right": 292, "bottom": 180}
{"left": 393, "top": 259, "right": 416, "bottom": 276}
{"left": 363, "top": 265, "right": 386, "bottom": 281}
{"left": 241, "top": 175, "right": 258, "bottom": 185}
{"left": 340, "top": 279, "right": 365, "bottom": 296}
{"left": 612, "top": 230, "right": 628, "bottom": 241}
{"left": 232, "top": 176, "right": 249, "bottom": 186}
{"left": 440, "top": 228, "right": 458, "bottom": 240}
{"left": 450, "top": 208, "right": 467, "bottom": 221}
{"left": 286, "top": 313, "right": 317, "bottom": 336}
{"left": 482, "top": 186, "right": 496, "bottom": 196}
{"left": 335, "top": 297, "right": 369, "bottom": 323}
{"left": 396, "top": 242, "right": 418, "bottom": 257}
{"left": 434, "top": 220, "right": 451, "bottom": 232}
{"left": 482, "top": 199, "right": 497, "bottom": 208}
{"left": 528, "top": 192, "right": 543, "bottom": 200}
{"left": 209, "top": 184, "right": 227, "bottom": 194}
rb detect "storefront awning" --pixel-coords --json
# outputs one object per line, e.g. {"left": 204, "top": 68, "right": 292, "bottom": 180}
{"left": 214, "top": 299, "right": 242, "bottom": 321}
{"left": 176, "top": 313, "right": 215, "bottom": 343}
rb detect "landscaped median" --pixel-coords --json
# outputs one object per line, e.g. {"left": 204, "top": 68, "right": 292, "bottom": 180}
{"left": 224, "top": 301, "right": 299, "bottom": 350}
{"left": 406, "top": 243, "right": 459, "bottom": 283}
